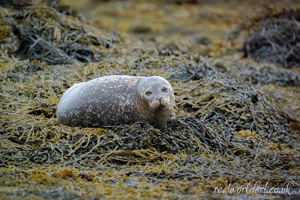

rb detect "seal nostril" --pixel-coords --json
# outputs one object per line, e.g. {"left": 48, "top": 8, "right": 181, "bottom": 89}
{"left": 158, "top": 97, "right": 162, "bottom": 102}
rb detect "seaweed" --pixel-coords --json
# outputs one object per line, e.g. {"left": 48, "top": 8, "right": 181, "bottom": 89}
{"left": 0, "top": 3, "right": 120, "bottom": 64}
{"left": 231, "top": 5, "right": 300, "bottom": 68}
{"left": 1, "top": 54, "right": 299, "bottom": 188}
{"left": 1, "top": 1, "right": 300, "bottom": 199}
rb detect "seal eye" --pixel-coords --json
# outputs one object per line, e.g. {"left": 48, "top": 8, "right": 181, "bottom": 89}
{"left": 146, "top": 91, "right": 153, "bottom": 96}
{"left": 162, "top": 87, "right": 168, "bottom": 92}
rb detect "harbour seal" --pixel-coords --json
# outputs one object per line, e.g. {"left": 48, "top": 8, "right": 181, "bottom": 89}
{"left": 56, "top": 75, "right": 175, "bottom": 129}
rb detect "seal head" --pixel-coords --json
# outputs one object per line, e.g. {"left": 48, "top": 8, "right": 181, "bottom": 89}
{"left": 136, "top": 76, "right": 175, "bottom": 129}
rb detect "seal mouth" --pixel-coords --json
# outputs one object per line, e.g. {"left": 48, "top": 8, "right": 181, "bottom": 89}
{"left": 148, "top": 103, "right": 167, "bottom": 118}
{"left": 155, "top": 104, "right": 165, "bottom": 110}
{"left": 157, "top": 104, "right": 166, "bottom": 110}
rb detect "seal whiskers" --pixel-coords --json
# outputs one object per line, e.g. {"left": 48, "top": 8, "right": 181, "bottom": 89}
{"left": 147, "top": 107, "right": 155, "bottom": 117}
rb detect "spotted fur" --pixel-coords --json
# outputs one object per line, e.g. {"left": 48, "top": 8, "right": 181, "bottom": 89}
{"left": 56, "top": 75, "right": 175, "bottom": 129}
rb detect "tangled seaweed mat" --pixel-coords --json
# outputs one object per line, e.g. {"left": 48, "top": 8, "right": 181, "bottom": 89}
{"left": 1, "top": 2, "right": 300, "bottom": 199}
{"left": 231, "top": 5, "right": 300, "bottom": 69}
{"left": 1, "top": 53, "right": 300, "bottom": 198}
{"left": 0, "top": 3, "right": 119, "bottom": 65}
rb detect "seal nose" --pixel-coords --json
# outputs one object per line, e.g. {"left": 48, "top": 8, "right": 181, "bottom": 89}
{"left": 158, "top": 97, "right": 162, "bottom": 103}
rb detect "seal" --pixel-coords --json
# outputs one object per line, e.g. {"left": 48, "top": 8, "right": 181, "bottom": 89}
{"left": 56, "top": 75, "right": 175, "bottom": 129}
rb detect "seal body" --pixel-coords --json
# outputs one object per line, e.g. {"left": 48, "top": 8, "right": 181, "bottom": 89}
{"left": 56, "top": 75, "right": 175, "bottom": 129}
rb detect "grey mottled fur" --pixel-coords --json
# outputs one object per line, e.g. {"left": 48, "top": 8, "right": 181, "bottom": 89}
{"left": 56, "top": 75, "right": 175, "bottom": 129}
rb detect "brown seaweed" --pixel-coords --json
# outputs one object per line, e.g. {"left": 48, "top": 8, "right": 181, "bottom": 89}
{"left": 230, "top": 5, "right": 300, "bottom": 68}
{"left": 1, "top": 2, "right": 300, "bottom": 199}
